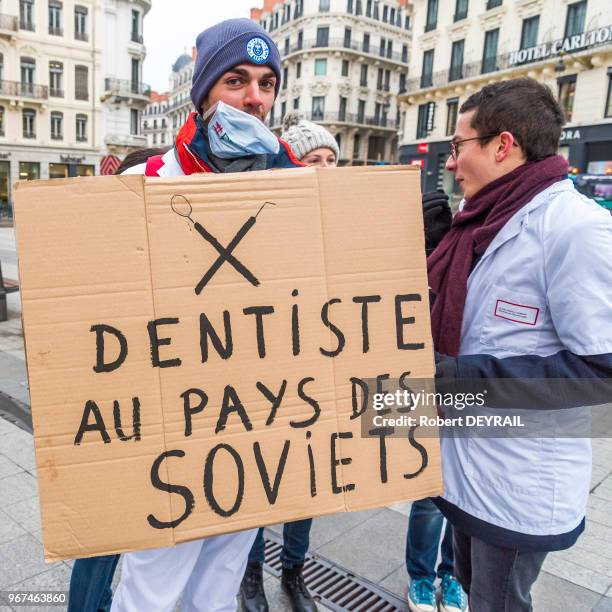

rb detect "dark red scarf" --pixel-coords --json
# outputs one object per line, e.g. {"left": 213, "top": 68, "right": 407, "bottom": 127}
{"left": 427, "top": 155, "right": 568, "bottom": 357}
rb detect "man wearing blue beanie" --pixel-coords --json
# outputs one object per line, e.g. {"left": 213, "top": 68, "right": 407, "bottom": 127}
{"left": 110, "top": 19, "right": 303, "bottom": 612}
{"left": 123, "top": 18, "right": 303, "bottom": 178}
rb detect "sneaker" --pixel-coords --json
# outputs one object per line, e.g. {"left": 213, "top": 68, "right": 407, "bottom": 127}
{"left": 408, "top": 578, "right": 437, "bottom": 612}
{"left": 439, "top": 575, "right": 468, "bottom": 612}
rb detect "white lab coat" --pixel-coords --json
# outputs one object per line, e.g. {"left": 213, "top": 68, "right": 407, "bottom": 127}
{"left": 112, "top": 149, "right": 257, "bottom": 612}
{"left": 442, "top": 179, "right": 612, "bottom": 537}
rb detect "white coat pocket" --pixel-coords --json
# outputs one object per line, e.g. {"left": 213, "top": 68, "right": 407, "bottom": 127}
{"left": 480, "top": 286, "right": 546, "bottom": 355}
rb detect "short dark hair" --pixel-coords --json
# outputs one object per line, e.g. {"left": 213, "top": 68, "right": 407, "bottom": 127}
{"left": 460, "top": 78, "right": 564, "bottom": 161}
{"left": 114, "top": 147, "right": 170, "bottom": 175}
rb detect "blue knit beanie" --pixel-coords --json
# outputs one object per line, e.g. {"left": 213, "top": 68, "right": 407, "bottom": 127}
{"left": 191, "top": 18, "right": 281, "bottom": 113}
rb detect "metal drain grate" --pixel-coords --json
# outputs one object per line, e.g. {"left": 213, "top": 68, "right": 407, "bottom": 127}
{"left": 263, "top": 530, "right": 408, "bottom": 611}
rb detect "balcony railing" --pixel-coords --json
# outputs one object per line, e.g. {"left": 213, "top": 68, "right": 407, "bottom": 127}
{"left": 49, "top": 26, "right": 62, "bottom": 36}
{"left": 19, "top": 20, "right": 34, "bottom": 31}
{"left": 0, "top": 14, "right": 18, "bottom": 31}
{"left": 283, "top": 37, "right": 408, "bottom": 63}
{"left": 104, "top": 78, "right": 151, "bottom": 98}
{"left": 0, "top": 80, "right": 48, "bottom": 99}
{"left": 449, "top": 65, "right": 464, "bottom": 81}
{"left": 272, "top": 111, "right": 396, "bottom": 129}
{"left": 49, "top": 88, "right": 64, "bottom": 97}
{"left": 130, "top": 31, "right": 143, "bottom": 43}
{"left": 75, "top": 30, "right": 88, "bottom": 41}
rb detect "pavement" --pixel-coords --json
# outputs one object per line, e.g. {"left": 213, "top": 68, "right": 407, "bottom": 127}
{"left": 1, "top": 226, "right": 612, "bottom": 611}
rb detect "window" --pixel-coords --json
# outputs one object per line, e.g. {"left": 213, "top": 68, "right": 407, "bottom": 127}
{"left": 446, "top": 98, "right": 459, "bottom": 135}
{"left": 130, "top": 109, "right": 140, "bottom": 135}
{"left": 281, "top": 101, "right": 286, "bottom": 119}
{"left": 375, "top": 102, "right": 381, "bottom": 123}
{"left": 75, "top": 114, "right": 87, "bottom": 141}
{"left": 49, "top": 1, "right": 62, "bottom": 35}
{"left": 405, "top": 15, "right": 411, "bottom": 29}
{"left": 390, "top": 7, "right": 396, "bottom": 23}
{"left": 131, "top": 9, "right": 141, "bottom": 43}
{"left": 314, "top": 58, "right": 327, "bottom": 76}
{"left": 347, "top": 0, "right": 353, "bottom": 12}
{"left": 449, "top": 40, "right": 464, "bottom": 81}
{"left": 421, "top": 49, "right": 434, "bottom": 88}
{"left": 386, "top": 40, "right": 393, "bottom": 59}
{"left": 50, "top": 111, "right": 63, "bottom": 140}
{"left": 339, "top": 96, "right": 347, "bottom": 121}
{"left": 366, "top": 0, "right": 372, "bottom": 17}
{"left": 21, "top": 57, "right": 35, "bottom": 94}
{"left": 363, "top": 32, "right": 370, "bottom": 52}
{"left": 19, "top": 0, "right": 34, "bottom": 30}
{"left": 269, "top": 106, "right": 275, "bottom": 127}
{"left": 399, "top": 73, "right": 406, "bottom": 93}
{"left": 75, "top": 65, "right": 88, "bottom": 100}
{"left": 0, "top": 54, "right": 2, "bottom": 82}
{"left": 360, "top": 64, "right": 368, "bottom": 86}
{"left": 355, "top": 0, "right": 362, "bottom": 15}
{"left": 353, "top": 133, "right": 361, "bottom": 158}
{"left": 296, "top": 61, "right": 302, "bottom": 78}
{"left": 315, "top": 26, "right": 329, "bottom": 47}
{"left": 425, "top": 0, "right": 438, "bottom": 32}
{"left": 76, "top": 165, "right": 94, "bottom": 176}
{"left": 565, "top": 1, "right": 586, "bottom": 37}
{"left": 295, "top": 0, "right": 304, "bottom": 18}
{"left": 19, "top": 161, "right": 40, "bottom": 180}
{"left": 344, "top": 27, "right": 352, "bottom": 48}
{"left": 293, "top": 97, "right": 300, "bottom": 109}
{"left": 373, "top": 2, "right": 379, "bottom": 19}
{"left": 558, "top": 75, "right": 577, "bottom": 121}
{"left": 319, "top": 0, "right": 330, "bottom": 10}
{"left": 520, "top": 16, "right": 539, "bottom": 49}
{"left": 161, "top": 133, "right": 166, "bottom": 144}
{"left": 384, "top": 69, "right": 390, "bottom": 91}
{"left": 152, "top": 133, "right": 157, "bottom": 144}
{"left": 482, "top": 29, "right": 499, "bottom": 73}
{"left": 382, "top": 5, "right": 388, "bottom": 21}
{"left": 49, "top": 61, "right": 63, "bottom": 97}
{"left": 131, "top": 58, "right": 140, "bottom": 92}
{"left": 402, "top": 44, "right": 408, "bottom": 63}
{"left": 377, "top": 68, "right": 383, "bottom": 90}
{"left": 606, "top": 68, "right": 612, "bottom": 118}
{"left": 284, "top": 37, "right": 290, "bottom": 55}
{"left": 49, "top": 163, "right": 68, "bottom": 179}
{"left": 379, "top": 37, "right": 386, "bottom": 57}
{"left": 341, "top": 59, "right": 349, "bottom": 76}
{"left": 454, "top": 0, "right": 468, "bottom": 20}
{"left": 0, "top": 106, "right": 4, "bottom": 136}
{"left": 312, "top": 96, "right": 325, "bottom": 120}
{"left": 357, "top": 99, "right": 365, "bottom": 123}
{"left": 153, "top": 119, "right": 157, "bottom": 129}
{"left": 416, "top": 102, "right": 435, "bottom": 138}
{"left": 23, "top": 108, "right": 36, "bottom": 138}
{"left": 283, "top": 66, "right": 288, "bottom": 89}
{"left": 297, "top": 30, "right": 303, "bottom": 50}
{"left": 486, "top": 0, "right": 502, "bottom": 9}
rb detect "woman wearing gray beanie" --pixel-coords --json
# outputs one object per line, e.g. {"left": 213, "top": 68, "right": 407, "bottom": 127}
{"left": 281, "top": 112, "right": 339, "bottom": 167}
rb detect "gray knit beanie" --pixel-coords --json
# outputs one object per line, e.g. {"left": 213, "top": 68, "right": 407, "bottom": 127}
{"left": 281, "top": 112, "right": 340, "bottom": 160}
{"left": 191, "top": 19, "right": 281, "bottom": 113}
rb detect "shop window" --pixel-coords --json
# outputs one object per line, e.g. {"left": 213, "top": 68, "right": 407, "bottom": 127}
{"left": 49, "top": 163, "right": 68, "bottom": 179}
{"left": 76, "top": 165, "right": 94, "bottom": 176}
{"left": 19, "top": 161, "right": 40, "bottom": 180}
{"left": 0, "top": 161, "right": 10, "bottom": 223}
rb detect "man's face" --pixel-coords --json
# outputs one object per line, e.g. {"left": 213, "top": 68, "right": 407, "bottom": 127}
{"left": 445, "top": 110, "right": 505, "bottom": 200}
{"left": 203, "top": 64, "right": 276, "bottom": 122}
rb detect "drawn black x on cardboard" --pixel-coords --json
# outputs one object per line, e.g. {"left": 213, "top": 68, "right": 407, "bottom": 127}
{"left": 171, "top": 195, "right": 276, "bottom": 295}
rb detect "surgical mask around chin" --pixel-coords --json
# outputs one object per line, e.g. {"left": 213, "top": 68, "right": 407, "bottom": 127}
{"left": 202, "top": 101, "right": 280, "bottom": 159}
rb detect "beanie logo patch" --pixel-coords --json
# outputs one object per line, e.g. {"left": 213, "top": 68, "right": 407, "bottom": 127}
{"left": 246, "top": 37, "right": 270, "bottom": 64}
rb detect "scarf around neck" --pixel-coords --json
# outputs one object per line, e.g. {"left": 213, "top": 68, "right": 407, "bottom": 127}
{"left": 427, "top": 154, "right": 569, "bottom": 357}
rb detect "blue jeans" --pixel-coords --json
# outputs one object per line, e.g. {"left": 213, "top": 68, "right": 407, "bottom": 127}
{"left": 68, "top": 555, "right": 120, "bottom": 612}
{"left": 249, "top": 519, "right": 313, "bottom": 569}
{"left": 406, "top": 498, "right": 454, "bottom": 582}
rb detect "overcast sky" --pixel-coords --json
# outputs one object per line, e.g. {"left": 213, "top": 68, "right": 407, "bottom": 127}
{"left": 143, "top": 0, "right": 257, "bottom": 93}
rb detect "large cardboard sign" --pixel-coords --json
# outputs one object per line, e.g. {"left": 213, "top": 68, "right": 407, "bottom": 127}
{"left": 13, "top": 166, "right": 441, "bottom": 563}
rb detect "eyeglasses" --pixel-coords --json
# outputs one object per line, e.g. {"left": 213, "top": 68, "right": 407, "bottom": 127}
{"left": 449, "top": 134, "right": 498, "bottom": 160}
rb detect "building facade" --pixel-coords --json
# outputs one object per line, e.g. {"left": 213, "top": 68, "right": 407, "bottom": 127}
{"left": 142, "top": 89, "right": 171, "bottom": 147}
{"left": 0, "top": 0, "right": 150, "bottom": 225}
{"left": 398, "top": 0, "right": 612, "bottom": 193}
{"left": 252, "top": 0, "right": 412, "bottom": 164}
{"left": 166, "top": 50, "right": 193, "bottom": 140}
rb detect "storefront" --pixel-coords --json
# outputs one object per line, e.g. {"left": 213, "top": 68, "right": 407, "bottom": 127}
{"left": 399, "top": 140, "right": 459, "bottom": 196}
{"left": 559, "top": 123, "right": 612, "bottom": 175}
{"left": 0, "top": 149, "right": 99, "bottom": 225}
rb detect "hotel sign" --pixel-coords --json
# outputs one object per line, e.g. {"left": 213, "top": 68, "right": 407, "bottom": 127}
{"left": 509, "top": 26, "right": 612, "bottom": 67}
